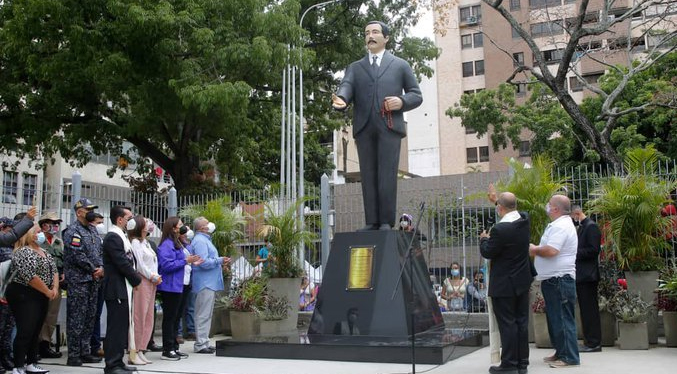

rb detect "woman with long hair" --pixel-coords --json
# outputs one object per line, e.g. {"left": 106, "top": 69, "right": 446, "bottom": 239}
{"left": 129, "top": 216, "right": 161, "bottom": 365}
{"left": 6, "top": 224, "right": 58, "bottom": 374}
{"left": 440, "top": 261, "right": 469, "bottom": 311}
{"left": 156, "top": 217, "right": 201, "bottom": 361}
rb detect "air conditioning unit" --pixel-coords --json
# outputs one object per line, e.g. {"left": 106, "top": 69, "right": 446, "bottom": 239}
{"left": 467, "top": 15, "right": 478, "bottom": 24}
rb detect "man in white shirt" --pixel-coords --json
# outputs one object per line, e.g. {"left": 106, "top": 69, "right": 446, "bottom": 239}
{"left": 529, "top": 194, "right": 579, "bottom": 368}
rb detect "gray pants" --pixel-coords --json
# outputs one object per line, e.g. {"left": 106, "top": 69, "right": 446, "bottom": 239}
{"left": 193, "top": 288, "right": 216, "bottom": 352}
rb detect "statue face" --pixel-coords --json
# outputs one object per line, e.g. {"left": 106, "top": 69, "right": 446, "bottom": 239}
{"left": 364, "top": 23, "right": 388, "bottom": 54}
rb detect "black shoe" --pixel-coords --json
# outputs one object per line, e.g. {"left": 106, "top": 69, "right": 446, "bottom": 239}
{"left": 518, "top": 368, "right": 528, "bottom": 374}
{"left": 147, "top": 343, "right": 163, "bottom": 352}
{"left": 196, "top": 347, "right": 215, "bottom": 354}
{"left": 39, "top": 342, "right": 62, "bottom": 359}
{"left": 66, "top": 357, "right": 83, "bottom": 366}
{"left": 489, "top": 365, "right": 518, "bottom": 374}
{"left": 124, "top": 365, "right": 137, "bottom": 371}
{"left": 0, "top": 366, "right": 5, "bottom": 374}
{"left": 357, "top": 225, "right": 378, "bottom": 231}
{"left": 161, "top": 351, "right": 181, "bottom": 361}
{"left": 81, "top": 354, "right": 103, "bottom": 363}
{"left": 174, "top": 350, "right": 189, "bottom": 358}
{"left": 579, "top": 345, "right": 601, "bottom": 352}
{"left": 104, "top": 367, "right": 134, "bottom": 374}
{"left": 378, "top": 224, "right": 392, "bottom": 231}
{"left": 0, "top": 354, "right": 12, "bottom": 370}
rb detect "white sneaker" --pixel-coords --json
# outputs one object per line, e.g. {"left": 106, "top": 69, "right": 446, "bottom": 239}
{"left": 12, "top": 367, "right": 26, "bottom": 374}
{"left": 25, "top": 363, "right": 49, "bottom": 374}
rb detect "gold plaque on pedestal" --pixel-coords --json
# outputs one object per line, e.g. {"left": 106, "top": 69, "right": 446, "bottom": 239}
{"left": 347, "top": 246, "right": 375, "bottom": 291}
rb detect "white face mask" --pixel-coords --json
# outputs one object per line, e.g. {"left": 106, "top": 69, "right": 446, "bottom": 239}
{"left": 96, "top": 223, "right": 107, "bottom": 235}
{"left": 126, "top": 218, "right": 136, "bottom": 231}
{"left": 400, "top": 221, "right": 409, "bottom": 229}
{"left": 186, "top": 229, "right": 195, "bottom": 241}
{"left": 545, "top": 203, "right": 551, "bottom": 215}
{"left": 207, "top": 222, "right": 216, "bottom": 233}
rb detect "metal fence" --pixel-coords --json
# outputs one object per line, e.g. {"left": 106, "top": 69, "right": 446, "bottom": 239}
{"left": 3, "top": 160, "right": 676, "bottom": 313}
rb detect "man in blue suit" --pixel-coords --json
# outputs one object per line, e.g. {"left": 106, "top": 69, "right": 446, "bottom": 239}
{"left": 332, "top": 20, "right": 422, "bottom": 230}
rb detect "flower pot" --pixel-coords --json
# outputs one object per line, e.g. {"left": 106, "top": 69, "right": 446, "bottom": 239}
{"left": 533, "top": 312, "right": 552, "bottom": 348}
{"left": 648, "top": 308, "right": 658, "bottom": 344}
{"left": 229, "top": 311, "right": 260, "bottom": 340}
{"left": 600, "top": 310, "right": 617, "bottom": 347}
{"left": 664, "top": 311, "right": 677, "bottom": 347}
{"left": 618, "top": 321, "right": 649, "bottom": 350}
{"left": 267, "top": 277, "right": 300, "bottom": 333}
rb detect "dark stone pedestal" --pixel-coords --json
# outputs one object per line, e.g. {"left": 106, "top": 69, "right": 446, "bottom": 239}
{"left": 308, "top": 230, "right": 444, "bottom": 337}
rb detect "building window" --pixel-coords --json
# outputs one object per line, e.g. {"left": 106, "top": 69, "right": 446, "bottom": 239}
{"left": 569, "top": 77, "right": 584, "bottom": 92}
{"left": 475, "top": 60, "right": 485, "bottom": 75}
{"left": 460, "top": 5, "right": 482, "bottom": 24}
{"left": 462, "top": 62, "right": 474, "bottom": 77}
{"left": 529, "top": 0, "right": 561, "bottom": 9}
{"left": 22, "top": 174, "right": 37, "bottom": 206}
{"left": 519, "top": 141, "right": 531, "bottom": 156}
{"left": 465, "top": 127, "right": 478, "bottom": 134}
{"left": 2, "top": 171, "right": 18, "bottom": 204}
{"left": 473, "top": 33, "right": 483, "bottom": 48}
{"left": 516, "top": 83, "right": 528, "bottom": 96}
{"left": 466, "top": 148, "right": 478, "bottom": 163}
{"left": 461, "top": 34, "right": 473, "bottom": 49}
{"left": 512, "top": 26, "right": 522, "bottom": 39}
{"left": 530, "top": 21, "right": 563, "bottom": 38}
{"left": 510, "top": 0, "right": 521, "bottom": 10}
{"left": 542, "top": 49, "right": 564, "bottom": 64}
{"left": 479, "top": 146, "right": 490, "bottom": 162}
{"left": 513, "top": 52, "right": 524, "bottom": 67}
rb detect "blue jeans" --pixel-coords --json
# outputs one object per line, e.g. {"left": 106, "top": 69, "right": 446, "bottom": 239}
{"left": 541, "top": 275, "right": 580, "bottom": 365}
{"left": 178, "top": 289, "right": 196, "bottom": 336}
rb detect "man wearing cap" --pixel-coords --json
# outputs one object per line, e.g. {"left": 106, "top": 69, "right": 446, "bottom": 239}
{"left": 63, "top": 198, "right": 104, "bottom": 366}
{"left": 37, "top": 212, "right": 65, "bottom": 359}
{"left": 0, "top": 206, "right": 36, "bottom": 247}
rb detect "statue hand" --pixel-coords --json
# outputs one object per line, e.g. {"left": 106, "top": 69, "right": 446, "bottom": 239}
{"left": 332, "top": 93, "right": 346, "bottom": 110}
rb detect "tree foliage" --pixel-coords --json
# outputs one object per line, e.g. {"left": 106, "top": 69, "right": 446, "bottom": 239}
{"left": 0, "top": 0, "right": 439, "bottom": 192}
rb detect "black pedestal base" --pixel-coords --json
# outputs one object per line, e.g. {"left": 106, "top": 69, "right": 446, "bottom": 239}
{"left": 215, "top": 329, "right": 488, "bottom": 364}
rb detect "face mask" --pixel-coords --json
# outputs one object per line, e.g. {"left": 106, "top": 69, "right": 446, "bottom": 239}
{"left": 146, "top": 220, "right": 155, "bottom": 234}
{"left": 186, "top": 229, "right": 195, "bottom": 241}
{"left": 96, "top": 223, "right": 107, "bottom": 235}
{"left": 400, "top": 221, "right": 409, "bottom": 229}
{"left": 207, "top": 222, "right": 216, "bottom": 233}
{"left": 572, "top": 218, "right": 580, "bottom": 226}
{"left": 36, "top": 232, "right": 46, "bottom": 245}
{"left": 545, "top": 203, "right": 551, "bottom": 215}
{"left": 126, "top": 218, "right": 136, "bottom": 231}
{"left": 50, "top": 224, "right": 59, "bottom": 234}
{"left": 478, "top": 278, "right": 484, "bottom": 283}
{"left": 495, "top": 206, "right": 502, "bottom": 218}
{"left": 451, "top": 269, "right": 460, "bottom": 277}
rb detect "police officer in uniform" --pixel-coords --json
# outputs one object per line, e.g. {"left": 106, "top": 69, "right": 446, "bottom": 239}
{"left": 63, "top": 198, "right": 104, "bottom": 366}
{"left": 37, "top": 212, "right": 65, "bottom": 359}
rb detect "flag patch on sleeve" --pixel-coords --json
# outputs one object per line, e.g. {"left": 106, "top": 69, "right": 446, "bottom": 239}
{"left": 71, "top": 237, "right": 81, "bottom": 248}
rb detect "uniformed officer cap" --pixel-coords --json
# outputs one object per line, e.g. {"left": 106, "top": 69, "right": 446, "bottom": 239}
{"left": 74, "top": 198, "right": 98, "bottom": 211}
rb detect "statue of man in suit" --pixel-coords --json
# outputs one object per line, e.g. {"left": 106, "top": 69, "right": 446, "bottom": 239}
{"left": 332, "top": 20, "right": 423, "bottom": 231}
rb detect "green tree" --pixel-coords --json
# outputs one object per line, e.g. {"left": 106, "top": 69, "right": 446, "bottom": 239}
{"left": 0, "top": 0, "right": 439, "bottom": 193}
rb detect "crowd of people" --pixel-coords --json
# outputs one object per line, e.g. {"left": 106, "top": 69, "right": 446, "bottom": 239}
{"left": 0, "top": 199, "right": 231, "bottom": 374}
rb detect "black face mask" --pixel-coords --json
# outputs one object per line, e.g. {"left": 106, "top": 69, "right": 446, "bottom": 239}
{"left": 572, "top": 218, "right": 580, "bottom": 226}
{"left": 478, "top": 278, "right": 484, "bottom": 284}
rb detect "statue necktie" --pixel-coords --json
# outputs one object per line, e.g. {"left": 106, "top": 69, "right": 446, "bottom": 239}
{"left": 372, "top": 56, "right": 378, "bottom": 74}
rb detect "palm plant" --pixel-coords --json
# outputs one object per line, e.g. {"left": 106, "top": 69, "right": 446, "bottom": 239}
{"left": 257, "top": 199, "right": 317, "bottom": 278}
{"left": 498, "top": 155, "right": 568, "bottom": 241}
{"left": 586, "top": 147, "right": 676, "bottom": 271}
{"left": 179, "top": 196, "right": 247, "bottom": 257}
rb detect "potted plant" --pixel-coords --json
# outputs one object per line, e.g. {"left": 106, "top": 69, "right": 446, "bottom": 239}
{"left": 608, "top": 289, "right": 651, "bottom": 349}
{"left": 531, "top": 292, "right": 551, "bottom": 348}
{"left": 586, "top": 147, "right": 676, "bottom": 291}
{"left": 598, "top": 258, "right": 622, "bottom": 346}
{"left": 257, "top": 199, "right": 317, "bottom": 332}
{"left": 226, "top": 276, "right": 291, "bottom": 339}
{"left": 657, "top": 266, "right": 677, "bottom": 347}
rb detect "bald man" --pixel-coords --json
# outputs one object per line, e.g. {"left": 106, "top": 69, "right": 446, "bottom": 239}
{"left": 480, "top": 192, "right": 532, "bottom": 374}
{"left": 530, "top": 195, "right": 579, "bottom": 368}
